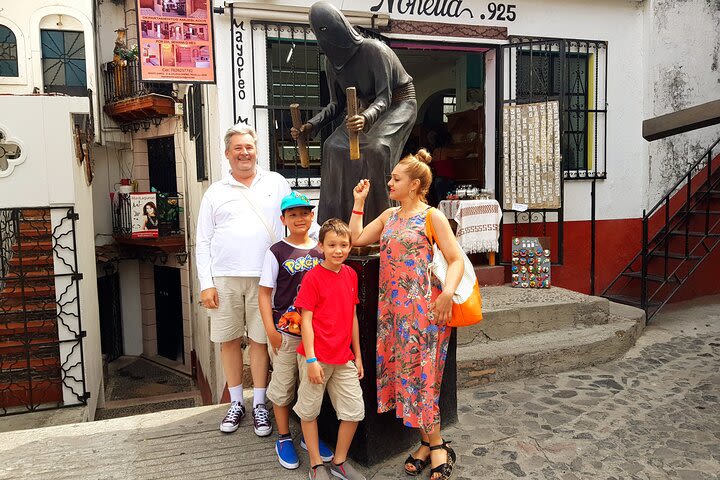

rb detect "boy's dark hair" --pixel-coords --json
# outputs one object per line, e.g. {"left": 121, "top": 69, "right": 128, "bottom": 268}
{"left": 319, "top": 218, "right": 352, "bottom": 244}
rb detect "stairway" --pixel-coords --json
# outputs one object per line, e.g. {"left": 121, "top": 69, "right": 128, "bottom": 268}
{"left": 602, "top": 137, "right": 720, "bottom": 321}
{"left": 457, "top": 286, "right": 645, "bottom": 386}
{"left": 0, "top": 209, "right": 62, "bottom": 410}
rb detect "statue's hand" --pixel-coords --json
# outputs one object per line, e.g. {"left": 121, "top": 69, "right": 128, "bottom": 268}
{"left": 353, "top": 179, "right": 370, "bottom": 202}
{"left": 291, "top": 123, "right": 313, "bottom": 141}
{"left": 346, "top": 115, "right": 365, "bottom": 132}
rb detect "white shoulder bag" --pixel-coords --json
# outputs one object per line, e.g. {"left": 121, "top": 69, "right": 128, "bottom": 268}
{"left": 426, "top": 208, "right": 483, "bottom": 327}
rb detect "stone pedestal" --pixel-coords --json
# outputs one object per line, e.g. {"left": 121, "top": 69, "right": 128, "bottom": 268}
{"left": 316, "top": 254, "right": 458, "bottom": 467}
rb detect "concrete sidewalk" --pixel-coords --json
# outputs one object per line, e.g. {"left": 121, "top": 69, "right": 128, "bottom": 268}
{"left": 1, "top": 295, "right": 719, "bottom": 479}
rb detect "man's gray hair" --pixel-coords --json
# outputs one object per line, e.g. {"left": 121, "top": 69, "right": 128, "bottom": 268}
{"left": 224, "top": 124, "right": 258, "bottom": 150}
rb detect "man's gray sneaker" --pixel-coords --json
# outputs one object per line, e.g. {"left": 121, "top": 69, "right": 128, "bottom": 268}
{"left": 328, "top": 461, "right": 366, "bottom": 480}
{"left": 309, "top": 464, "right": 332, "bottom": 480}
{"left": 219, "top": 401, "right": 245, "bottom": 433}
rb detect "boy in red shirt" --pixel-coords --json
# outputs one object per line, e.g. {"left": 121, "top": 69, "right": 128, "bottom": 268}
{"left": 294, "top": 219, "right": 366, "bottom": 480}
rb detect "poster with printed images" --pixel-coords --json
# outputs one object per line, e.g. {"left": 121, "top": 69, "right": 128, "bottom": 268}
{"left": 131, "top": 193, "right": 159, "bottom": 238}
{"left": 136, "top": 0, "right": 215, "bottom": 83}
{"left": 502, "top": 101, "right": 562, "bottom": 210}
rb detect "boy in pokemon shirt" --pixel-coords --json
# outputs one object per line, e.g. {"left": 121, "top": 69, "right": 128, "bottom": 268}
{"left": 258, "top": 191, "right": 331, "bottom": 469}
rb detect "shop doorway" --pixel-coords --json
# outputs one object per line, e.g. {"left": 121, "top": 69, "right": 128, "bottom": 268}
{"left": 98, "top": 271, "right": 123, "bottom": 363}
{"left": 392, "top": 45, "right": 490, "bottom": 206}
{"left": 153, "top": 265, "right": 184, "bottom": 362}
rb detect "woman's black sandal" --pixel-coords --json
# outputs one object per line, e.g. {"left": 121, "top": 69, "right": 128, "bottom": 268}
{"left": 403, "top": 440, "right": 430, "bottom": 476}
{"left": 429, "top": 441, "right": 456, "bottom": 480}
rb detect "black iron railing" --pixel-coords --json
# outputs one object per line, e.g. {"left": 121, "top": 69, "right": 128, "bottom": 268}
{"left": 102, "top": 59, "right": 174, "bottom": 104}
{"left": 112, "top": 192, "right": 184, "bottom": 238}
{"left": 0, "top": 207, "right": 88, "bottom": 415}
{"left": 602, "top": 136, "right": 720, "bottom": 321}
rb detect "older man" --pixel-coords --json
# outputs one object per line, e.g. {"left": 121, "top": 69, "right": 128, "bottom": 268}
{"left": 196, "top": 125, "right": 290, "bottom": 435}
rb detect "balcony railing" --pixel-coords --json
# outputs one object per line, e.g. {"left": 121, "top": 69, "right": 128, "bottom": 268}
{"left": 112, "top": 192, "right": 184, "bottom": 239}
{"left": 102, "top": 60, "right": 174, "bottom": 104}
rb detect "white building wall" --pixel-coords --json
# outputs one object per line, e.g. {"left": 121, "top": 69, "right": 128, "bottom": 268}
{"left": 0, "top": 2, "right": 101, "bottom": 140}
{"left": 0, "top": 95, "right": 102, "bottom": 417}
{"left": 643, "top": 0, "right": 720, "bottom": 208}
{"left": 175, "top": 83, "right": 220, "bottom": 400}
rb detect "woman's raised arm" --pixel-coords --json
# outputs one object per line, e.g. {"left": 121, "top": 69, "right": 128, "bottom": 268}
{"left": 349, "top": 179, "right": 388, "bottom": 246}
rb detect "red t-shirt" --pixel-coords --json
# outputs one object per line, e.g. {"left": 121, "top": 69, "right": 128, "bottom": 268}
{"left": 295, "top": 263, "right": 359, "bottom": 364}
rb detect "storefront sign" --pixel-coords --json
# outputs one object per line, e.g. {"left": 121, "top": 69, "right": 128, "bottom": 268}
{"left": 136, "top": 0, "right": 216, "bottom": 83}
{"left": 232, "top": 19, "right": 249, "bottom": 125}
{"left": 502, "top": 101, "right": 561, "bottom": 210}
{"left": 370, "top": 1, "right": 518, "bottom": 21}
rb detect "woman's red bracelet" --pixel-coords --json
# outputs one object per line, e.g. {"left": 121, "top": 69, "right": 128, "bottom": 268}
{"left": 352, "top": 210, "right": 364, "bottom": 216}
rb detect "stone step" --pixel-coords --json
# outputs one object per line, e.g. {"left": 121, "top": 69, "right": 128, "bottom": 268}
{"left": 475, "top": 265, "right": 505, "bottom": 286}
{"left": 95, "top": 391, "right": 203, "bottom": 421}
{"left": 463, "top": 285, "right": 610, "bottom": 344}
{"left": 457, "top": 302, "right": 645, "bottom": 386}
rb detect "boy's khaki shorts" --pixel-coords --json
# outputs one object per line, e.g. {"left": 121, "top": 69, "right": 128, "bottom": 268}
{"left": 293, "top": 359, "right": 365, "bottom": 422}
{"left": 209, "top": 276, "right": 267, "bottom": 344}
{"left": 267, "top": 335, "right": 302, "bottom": 407}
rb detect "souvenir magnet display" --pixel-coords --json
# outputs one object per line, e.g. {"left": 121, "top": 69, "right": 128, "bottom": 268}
{"left": 511, "top": 237, "right": 552, "bottom": 289}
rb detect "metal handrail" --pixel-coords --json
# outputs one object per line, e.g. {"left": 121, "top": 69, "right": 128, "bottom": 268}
{"left": 644, "top": 137, "right": 720, "bottom": 221}
{"left": 640, "top": 140, "right": 720, "bottom": 315}
{"left": 602, "top": 135, "right": 720, "bottom": 318}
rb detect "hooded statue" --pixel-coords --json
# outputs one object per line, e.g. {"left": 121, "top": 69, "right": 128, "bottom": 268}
{"left": 303, "top": 1, "right": 417, "bottom": 224}
{"left": 309, "top": 2, "right": 363, "bottom": 69}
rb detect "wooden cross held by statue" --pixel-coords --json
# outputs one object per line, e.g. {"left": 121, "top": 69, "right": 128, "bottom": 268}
{"left": 289, "top": 104, "right": 310, "bottom": 168}
{"left": 346, "top": 87, "right": 360, "bottom": 160}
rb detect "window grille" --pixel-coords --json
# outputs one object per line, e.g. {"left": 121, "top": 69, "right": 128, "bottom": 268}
{"left": 513, "top": 38, "right": 607, "bottom": 179}
{"left": 41, "top": 30, "right": 86, "bottom": 96}
{"left": 255, "top": 22, "right": 367, "bottom": 187}
{"left": 0, "top": 25, "right": 18, "bottom": 77}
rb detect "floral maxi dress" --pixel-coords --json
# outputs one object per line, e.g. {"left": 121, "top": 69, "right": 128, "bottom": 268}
{"left": 376, "top": 208, "right": 451, "bottom": 432}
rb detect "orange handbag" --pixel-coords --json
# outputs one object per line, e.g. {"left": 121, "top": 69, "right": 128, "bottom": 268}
{"left": 426, "top": 209, "right": 483, "bottom": 327}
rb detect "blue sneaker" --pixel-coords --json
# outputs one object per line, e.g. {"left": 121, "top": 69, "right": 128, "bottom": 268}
{"left": 300, "top": 436, "right": 334, "bottom": 462}
{"left": 275, "top": 438, "right": 300, "bottom": 470}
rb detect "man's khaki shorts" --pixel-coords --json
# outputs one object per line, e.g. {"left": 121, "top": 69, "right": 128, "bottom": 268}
{"left": 209, "top": 276, "right": 267, "bottom": 344}
{"left": 266, "top": 335, "right": 302, "bottom": 407}
{"left": 293, "top": 359, "right": 365, "bottom": 422}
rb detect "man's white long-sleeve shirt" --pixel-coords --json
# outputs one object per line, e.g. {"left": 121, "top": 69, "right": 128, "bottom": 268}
{"left": 196, "top": 167, "right": 291, "bottom": 291}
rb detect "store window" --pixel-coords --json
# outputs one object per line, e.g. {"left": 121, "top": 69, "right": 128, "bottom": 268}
{"left": 0, "top": 25, "right": 18, "bottom": 77}
{"left": 514, "top": 39, "right": 607, "bottom": 179}
{"left": 41, "top": 29, "right": 86, "bottom": 96}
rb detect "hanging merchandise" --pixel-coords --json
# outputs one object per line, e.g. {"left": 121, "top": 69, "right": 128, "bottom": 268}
{"left": 511, "top": 237, "right": 551, "bottom": 288}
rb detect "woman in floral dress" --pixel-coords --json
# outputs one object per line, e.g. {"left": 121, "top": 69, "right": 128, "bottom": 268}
{"left": 349, "top": 149, "right": 464, "bottom": 480}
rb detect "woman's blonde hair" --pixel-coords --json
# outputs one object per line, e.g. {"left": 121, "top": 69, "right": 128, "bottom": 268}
{"left": 397, "top": 148, "right": 433, "bottom": 202}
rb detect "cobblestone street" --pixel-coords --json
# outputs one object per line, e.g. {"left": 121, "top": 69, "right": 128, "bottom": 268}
{"left": 372, "top": 297, "right": 720, "bottom": 480}
{"left": 1, "top": 297, "right": 718, "bottom": 479}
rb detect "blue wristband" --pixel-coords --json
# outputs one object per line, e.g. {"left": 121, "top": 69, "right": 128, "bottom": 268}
{"left": 306, "top": 357, "right": 317, "bottom": 364}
